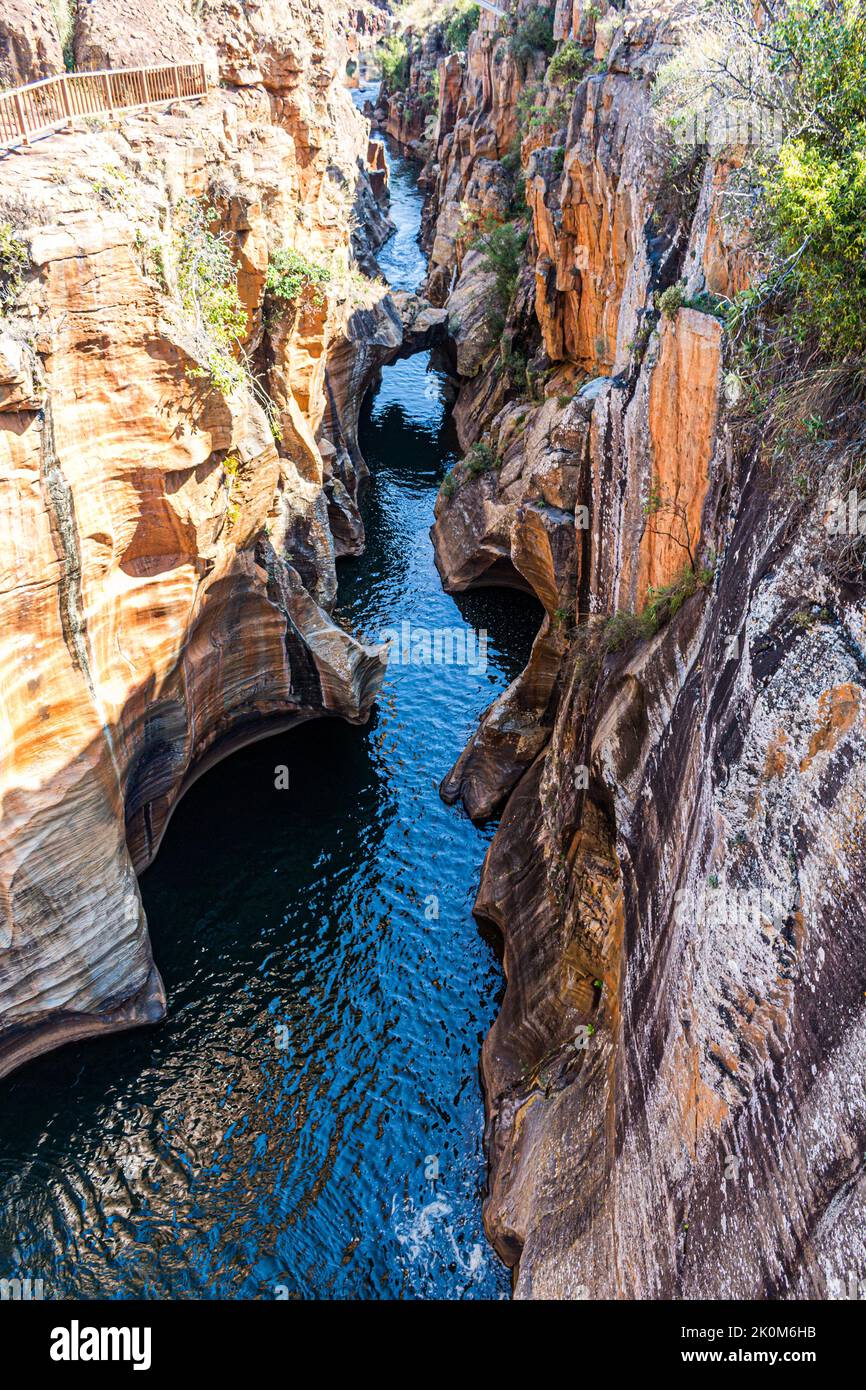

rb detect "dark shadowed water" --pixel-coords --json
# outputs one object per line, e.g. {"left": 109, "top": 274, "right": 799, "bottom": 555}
{"left": 0, "top": 106, "right": 540, "bottom": 1299}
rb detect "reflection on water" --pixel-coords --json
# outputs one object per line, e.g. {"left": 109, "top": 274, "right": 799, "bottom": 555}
{"left": 0, "top": 112, "right": 541, "bottom": 1300}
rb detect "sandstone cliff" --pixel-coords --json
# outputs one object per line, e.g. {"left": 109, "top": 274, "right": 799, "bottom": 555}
{"left": 0, "top": 0, "right": 395, "bottom": 1076}
{"left": 424, "top": 0, "right": 866, "bottom": 1298}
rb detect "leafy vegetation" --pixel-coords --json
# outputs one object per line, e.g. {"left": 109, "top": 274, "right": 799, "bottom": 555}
{"left": 444, "top": 1, "right": 480, "bottom": 52}
{"left": 649, "top": 1, "right": 866, "bottom": 587}
{"left": 174, "top": 199, "right": 248, "bottom": 396}
{"left": 265, "top": 247, "right": 332, "bottom": 312}
{"left": 440, "top": 441, "right": 501, "bottom": 496}
{"left": 547, "top": 40, "right": 591, "bottom": 86}
{"left": 421, "top": 67, "right": 441, "bottom": 113}
{"left": 602, "top": 565, "right": 713, "bottom": 652}
{"left": 658, "top": 282, "right": 686, "bottom": 319}
{"left": 472, "top": 216, "right": 527, "bottom": 326}
{"left": 134, "top": 230, "right": 169, "bottom": 292}
{"left": 378, "top": 33, "right": 410, "bottom": 91}
{"left": 49, "top": 0, "right": 77, "bottom": 72}
{"left": 654, "top": 0, "right": 866, "bottom": 356}
{"left": 88, "top": 164, "right": 130, "bottom": 208}
{"left": 464, "top": 440, "right": 500, "bottom": 477}
{"left": 0, "top": 223, "right": 28, "bottom": 311}
{"left": 440, "top": 470, "right": 457, "bottom": 500}
{"left": 509, "top": 5, "right": 557, "bottom": 75}
{"left": 496, "top": 344, "right": 531, "bottom": 396}
{"left": 743, "top": 0, "right": 866, "bottom": 354}
{"left": 658, "top": 280, "right": 732, "bottom": 323}
{"left": 686, "top": 289, "right": 729, "bottom": 319}
{"left": 222, "top": 454, "right": 244, "bottom": 532}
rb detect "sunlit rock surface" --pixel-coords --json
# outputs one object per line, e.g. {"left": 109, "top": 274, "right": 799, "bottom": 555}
{"left": 425, "top": 0, "right": 866, "bottom": 1298}
{"left": 0, "top": 0, "right": 389, "bottom": 1076}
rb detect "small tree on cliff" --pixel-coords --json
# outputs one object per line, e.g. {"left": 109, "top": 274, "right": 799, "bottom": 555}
{"left": 0, "top": 223, "right": 27, "bottom": 312}
{"left": 378, "top": 34, "right": 410, "bottom": 92}
{"left": 472, "top": 216, "right": 528, "bottom": 328}
{"left": 265, "top": 248, "right": 332, "bottom": 314}
{"left": 653, "top": 0, "right": 866, "bottom": 355}
{"left": 445, "top": 2, "right": 481, "bottom": 53}
{"left": 509, "top": 5, "right": 557, "bottom": 77}
{"left": 174, "top": 199, "right": 248, "bottom": 397}
{"left": 643, "top": 479, "right": 697, "bottom": 572}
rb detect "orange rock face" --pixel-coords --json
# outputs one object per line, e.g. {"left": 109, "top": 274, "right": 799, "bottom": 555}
{"left": 0, "top": 4, "right": 389, "bottom": 1076}
{"left": 423, "top": 0, "right": 866, "bottom": 1302}
{"left": 640, "top": 307, "right": 722, "bottom": 596}
{"left": 0, "top": 0, "right": 64, "bottom": 87}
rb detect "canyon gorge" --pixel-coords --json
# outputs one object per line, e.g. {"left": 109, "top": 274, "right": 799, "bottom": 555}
{"left": 0, "top": 0, "right": 864, "bottom": 1303}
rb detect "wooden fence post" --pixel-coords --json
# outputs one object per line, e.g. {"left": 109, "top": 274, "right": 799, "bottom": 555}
{"left": 12, "top": 92, "right": 29, "bottom": 146}
{"left": 59, "top": 79, "right": 74, "bottom": 131}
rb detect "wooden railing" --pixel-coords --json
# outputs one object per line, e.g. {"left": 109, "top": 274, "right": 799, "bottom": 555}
{"left": 0, "top": 61, "right": 209, "bottom": 152}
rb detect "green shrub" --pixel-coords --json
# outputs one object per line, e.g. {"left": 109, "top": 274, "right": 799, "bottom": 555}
{"left": 658, "top": 282, "right": 686, "bottom": 319}
{"left": 265, "top": 247, "right": 332, "bottom": 312}
{"left": 0, "top": 222, "right": 28, "bottom": 309}
{"left": 756, "top": 1, "right": 866, "bottom": 353}
{"left": 50, "top": 0, "right": 76, "bottom": 72}
{"left": 421, "top": 67, "right": 442, "bottom": 113}
{"left": 174, "top": 199, "right": 248, "bottom": 395}
{"left": 654, "top": 0, "right": 866, "bottom": 357}
{"left": 547, "top": 40, "right": 590, "bottom": 86}
{"left": 510, "top": 5, "right": 557, "bottom": 75}
{"left": 768, "top": 0, "right": 866, "bottom": 353}
{"left": 501, "top": 146, "right": 521, "bottom": 176}
{"left": 464, "top": 440, "right": 499, "bottom": 477}
{"left": 515, "top": 84, "right": 541, "bottom": 127}
{"left": 685, "top": 289, "right": 728, "bottom": 319}
{"left": 473, "top": 217, "right": 527, "bottom": 320}
{"left": 764, "top": 138, "right": 866, "bottom": 355}
{"left": 440, "top": 470, "right": 457, "bottom": 499}
{"left": 445, "top": 1, "right": 480, "bottom": 52}
{"left": 378, "top": 33, "right": 410, "bottom": 91}
{"left": 496, "top": 345, "right": 530, "bottom": 395}
{"left": 602, "top": 565, "right": 711, "bottom": 651}
{"left": 134, "top": 232, "right": 168, "bottom": 292}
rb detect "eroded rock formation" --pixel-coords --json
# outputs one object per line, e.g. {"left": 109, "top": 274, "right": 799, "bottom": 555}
{"left": 2, "top": 1, "right": 65, "bottom": 87}
{"left": 0, "top": 0, "right": 397, "bottom": 1076}
{"left": 423, "top": 0, "right": 866, "bottom": 1299}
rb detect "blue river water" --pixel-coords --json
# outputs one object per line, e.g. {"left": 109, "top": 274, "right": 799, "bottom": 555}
{"left": 0, "top": 102, "right": 540, "bottom": 1299}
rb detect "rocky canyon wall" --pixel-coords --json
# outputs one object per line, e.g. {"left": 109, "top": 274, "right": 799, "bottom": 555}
{"left": 0, "top": 0, "right": 397, "bottom": 1077}
{"left": 421, "top": 0, "right": 866, "bottom": 1298}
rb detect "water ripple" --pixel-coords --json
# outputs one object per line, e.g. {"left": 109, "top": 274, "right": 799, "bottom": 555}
{"left": 0, "top": 119, "right": 541, "bottom": 1301}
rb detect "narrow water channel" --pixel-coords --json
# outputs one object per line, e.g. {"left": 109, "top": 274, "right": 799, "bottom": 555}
{"left": 0, "top": 109, "right": 540, "bottom": 1299}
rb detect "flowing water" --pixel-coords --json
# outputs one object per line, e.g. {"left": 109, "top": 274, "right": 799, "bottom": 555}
{"left": 0, "top": 103, "right": 540, "bottom": 1300}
